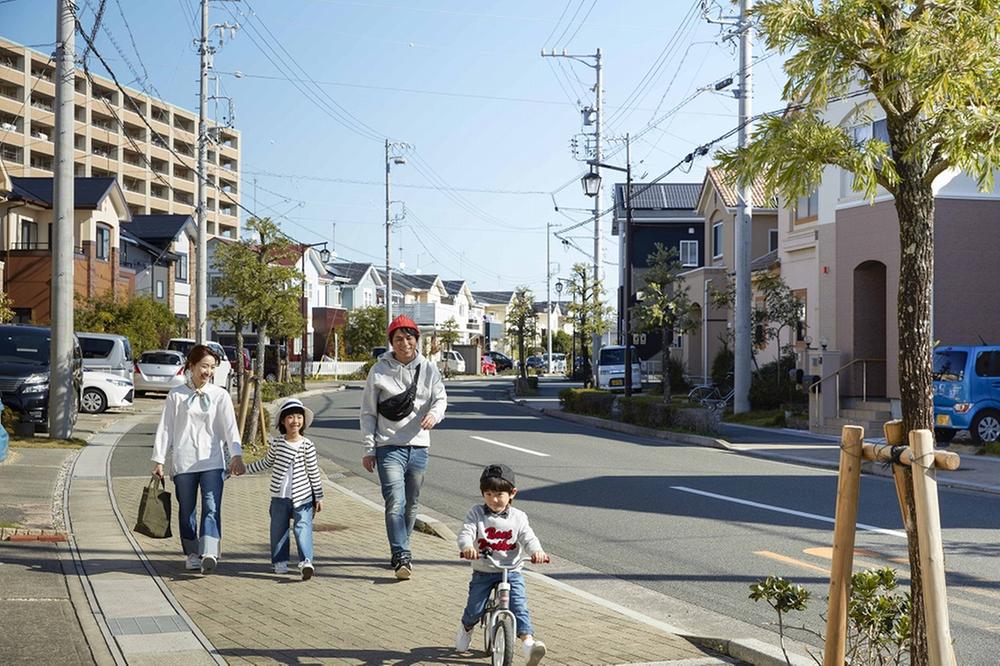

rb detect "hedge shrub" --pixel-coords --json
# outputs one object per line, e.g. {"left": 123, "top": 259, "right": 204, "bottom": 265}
{"left": 618, "top": 395, "right": 677, "bottom": 429}
{"left": 559, "top": 388, "right": 615, "bottom": 418}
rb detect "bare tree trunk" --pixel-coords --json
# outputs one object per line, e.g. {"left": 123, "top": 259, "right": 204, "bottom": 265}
{"left": 893, "top": 145, "right": 936, "bottom": 666}
{"left": 247, "top": 324, "right": 267, "bottom": 447}
{"left": 661, "top": 325, "right": 670, "bottom": 399}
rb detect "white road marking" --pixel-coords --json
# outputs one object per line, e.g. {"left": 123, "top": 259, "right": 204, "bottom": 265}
{"left": 471, "top": 435, "right": 550, "bottom": 457}
{"left": 671, "top": 486, "right": 907, "bottom": 539}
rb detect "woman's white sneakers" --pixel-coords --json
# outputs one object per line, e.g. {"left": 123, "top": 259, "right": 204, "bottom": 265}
{"left": 185, "top": 553, "right": 201, "bottom": 571}
{"left": 200, "top": 554, "right": 217, "bottom": 574}
{"left": 273, "top": 561, "right": 289, "bottom": 574}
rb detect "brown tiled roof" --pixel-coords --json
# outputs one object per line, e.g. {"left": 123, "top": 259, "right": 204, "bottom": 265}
{"left": 705, "top": 167, "right": 777, "bottom": 210}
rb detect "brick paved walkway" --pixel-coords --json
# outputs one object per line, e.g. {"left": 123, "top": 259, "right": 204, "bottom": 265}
{"left": 114, "top": 473, "right": 718, "bottom": 666}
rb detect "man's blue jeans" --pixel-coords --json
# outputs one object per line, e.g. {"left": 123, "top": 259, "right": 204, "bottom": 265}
{"left": 461, "top": 570, "right": 534, "bottom": 638}
{"left": 268, "top": 498, "right": 314, "bottom": 564}
{"left": 375, "top": 445, "right": 428, "bottom": 561}
{"left": 173, "top": 468, "right": 225, "bottom": 558}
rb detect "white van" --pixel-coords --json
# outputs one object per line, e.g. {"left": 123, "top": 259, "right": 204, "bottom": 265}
{"left": 166, "top": 338, "right": 233, "bottom": 390}
{"left": 437, "top": 349, "right": 466, "bottom": 374}
{"left": 76, "top": 332, "right": 133, "bottom": 380}
{"left": 595, "top": 345, "right": 642, "bottom": 392}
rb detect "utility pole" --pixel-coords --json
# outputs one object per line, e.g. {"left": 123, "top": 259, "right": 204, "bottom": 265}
{"left": 49, "top": 0, "right": 74, "bottom": 439}
{"left": 195, "top": 0, "right": 210, "bottom": 343}
{"left": 546, "top": 221, "right": 553, "bottom": 374}
{"left": 385, "top": 139, "right": 392, "bottom": 329}
{"left": 733, "top": 0, "right": 753, "bottom": 413}
{"left": 542, "top": 47, "right": 603, "bottom": 385}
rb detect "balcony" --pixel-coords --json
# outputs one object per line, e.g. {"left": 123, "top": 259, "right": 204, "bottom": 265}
{"left": 395, "top": 302, "right": 459, "bottom": 328}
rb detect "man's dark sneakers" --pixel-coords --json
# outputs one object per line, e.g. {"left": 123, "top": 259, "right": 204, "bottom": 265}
{"left": 394, "top": 558, "right": 412, "bottom": 580}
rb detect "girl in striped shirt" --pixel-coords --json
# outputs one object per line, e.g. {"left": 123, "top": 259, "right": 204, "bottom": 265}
{"left": 245, "top": 398, "right": 325, "bottom": 579}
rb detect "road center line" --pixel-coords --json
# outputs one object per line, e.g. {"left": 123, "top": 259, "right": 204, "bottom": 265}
{"left": 671, "top": 486, "right": 906, "bottom": 539}
{"left": 470, "top": 435, "right": 550, "bottom": 457}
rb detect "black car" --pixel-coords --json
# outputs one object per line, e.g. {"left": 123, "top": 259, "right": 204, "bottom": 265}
{"left": 484, "top": 351, "right": 514, "bottom": 372}
{"left": 0, "top": 324, "right": 82, "bottom": 431}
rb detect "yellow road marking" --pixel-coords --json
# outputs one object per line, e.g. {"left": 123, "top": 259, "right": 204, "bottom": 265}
{"left": 754, "top": 550, "right": 830, "bottom": 574}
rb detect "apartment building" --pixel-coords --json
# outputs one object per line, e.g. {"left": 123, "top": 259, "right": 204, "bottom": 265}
{"left": 0, "top": 37, "right": 241, "bottom": 239}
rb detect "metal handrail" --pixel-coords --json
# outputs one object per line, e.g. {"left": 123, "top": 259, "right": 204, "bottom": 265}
{"left": 809, "top": 357, "right": 885, "bottom": 423}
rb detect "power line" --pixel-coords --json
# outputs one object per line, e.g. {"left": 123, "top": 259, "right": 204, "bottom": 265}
{"left": 241, "top": 168, "right": 549, "bottom": 196}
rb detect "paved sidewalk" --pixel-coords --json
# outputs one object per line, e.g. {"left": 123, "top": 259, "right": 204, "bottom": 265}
{"left": 110, "top": 431, "right": 724, "bottom": 665}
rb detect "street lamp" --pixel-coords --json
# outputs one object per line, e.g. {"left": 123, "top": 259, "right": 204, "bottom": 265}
{"left": 301, "top": 242, "right": 332, "bottom": 389}
{"left": 385, "top": 140, "right": 409, "bottom": 331}
{"left": 582, "top": 134, "right": 634, "bottom": 396}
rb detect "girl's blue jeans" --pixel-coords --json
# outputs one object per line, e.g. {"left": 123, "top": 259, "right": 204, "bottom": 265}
{"left": 268, "top": 497, "right": 314, "bottom": 564}
{"left": 173, "top": 469, "right": 225, "bottom": 558}
{"left": 461, "top": 570, "right": 534, "bottom": 638}
{"left": 375, "top": 445, "right": 428, "bottom": 561}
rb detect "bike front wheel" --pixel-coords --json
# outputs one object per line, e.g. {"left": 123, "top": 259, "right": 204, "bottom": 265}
{"left": 490, "top": 615, "right": 515, "bottom": 666}
{"left": 687, "top": 385, "right": 718, "bottom": 403}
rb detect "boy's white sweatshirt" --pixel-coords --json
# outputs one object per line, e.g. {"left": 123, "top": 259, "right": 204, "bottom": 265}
{"left": 457, "top": 504, "right": 542, "bottom": 573}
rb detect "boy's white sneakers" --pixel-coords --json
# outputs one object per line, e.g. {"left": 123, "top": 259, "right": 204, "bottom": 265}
{"left": 299, "top": 560, "right": 314, "bottom": 580}
{"left": 273, "top": 561, "right": 289, "bottom": 574}
{"left": 200, "top": 554, "right": 217, "bottom": 574}
{"left": 185, "top": 554, "right": 200, "bottom": 571}
{"left": 454, "top": 624, "right": 473, "bottom": 652}
{"left": 523, "top": 639, "right": 546, "bottom": 666}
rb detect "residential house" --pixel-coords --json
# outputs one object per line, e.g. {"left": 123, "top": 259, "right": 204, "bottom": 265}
{"left": 611, "top": 182, "right": 704, "bottom": 368}
{"left": 441, "top": 279, "right": 485, "bottom": 345}
{"left": 120, "top": 213, "right": 196, "bottom": 331}
{"left": 472, "top": 290, "right": 515, "bottom": 353}
{"left": 328, "top": 261, "right": 383, "bottom": 310}
{"left": 777, "top": 91, "right": 1000, "bottom": 433}
{"left": 0, "top": 176, "right": 131, "bottom": 323}
{"left": 675, "top": 168, "right": 780, "bottom": 383}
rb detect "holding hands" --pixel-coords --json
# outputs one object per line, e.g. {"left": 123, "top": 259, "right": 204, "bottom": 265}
{"left": 228, "top": 455, "right": 245, "bottom": 477}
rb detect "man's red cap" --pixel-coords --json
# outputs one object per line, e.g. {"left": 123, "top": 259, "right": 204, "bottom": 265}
{"left": 387, "top": 314, "right": 419, "bottom": 341}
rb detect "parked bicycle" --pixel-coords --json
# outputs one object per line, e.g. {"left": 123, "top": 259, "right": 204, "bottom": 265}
{"left": 476, "top": 547, "right": 548, "bottom": 666}
{"left": 687, "top": 373, "right": 734, "bottom": 412}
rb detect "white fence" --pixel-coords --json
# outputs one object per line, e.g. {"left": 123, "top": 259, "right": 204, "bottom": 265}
{"left": 289, "top": 359, "right": 367, "bottom": 377}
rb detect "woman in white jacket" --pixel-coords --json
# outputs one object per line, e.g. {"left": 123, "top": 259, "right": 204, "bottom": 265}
{"left": 152, "top": 345, "right": 244, "bottom": 575}
{"left": 360, "top": 315, "right": 447, "bottom": 580}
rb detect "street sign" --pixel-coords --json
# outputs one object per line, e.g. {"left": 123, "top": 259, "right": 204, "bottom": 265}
{"left": 632, "top": 333, "right": 646, "bottom": 345}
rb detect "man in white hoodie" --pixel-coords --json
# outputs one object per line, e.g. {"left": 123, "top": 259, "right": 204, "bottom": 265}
{"left": 360, "top": 315, "right": 447, "bottom": 580}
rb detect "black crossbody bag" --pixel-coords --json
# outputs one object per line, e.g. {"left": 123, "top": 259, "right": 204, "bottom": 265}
{"left": 377, "top": 365, "right": 421, "bottom": 421}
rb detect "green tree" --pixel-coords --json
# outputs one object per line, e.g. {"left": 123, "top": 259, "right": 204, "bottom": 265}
{"left": 633, "top": 244, "right": 700, "bottom": 397}
{"left": 551, "top": 330, "right": 573, "bottom": 355}
{"left": 212, "top": 217, "right": 302, "bottom": 441}
{"left": 76, "top": 293, "right": 179, "bottom": 354}
{"left": 564, "top": 263, "right": 612, "bottom": 385}
{"left": 344, "top": 306, "right": 386, "bottom": 360}
{"left": 714, "top": 3, "right": 1000, "bottom": 658}
{"left": 505, "top": 288, "right": 537, "bottom": 380}
{"left": 439, "top": 317, "right": 460, "bottom": 377}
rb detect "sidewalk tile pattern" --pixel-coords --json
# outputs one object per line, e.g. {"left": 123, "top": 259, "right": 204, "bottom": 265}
{"left": 114, "top": 474, "right": 711, "bottom": 665}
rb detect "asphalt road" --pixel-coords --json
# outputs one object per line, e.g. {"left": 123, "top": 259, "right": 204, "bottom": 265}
{"left": 303, "top": 379, "right": 1000, "bottom": 664}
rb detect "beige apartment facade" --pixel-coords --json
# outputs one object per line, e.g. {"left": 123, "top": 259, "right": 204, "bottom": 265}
{"left": 0, "top": 37, "right": 241, "bottom": 239}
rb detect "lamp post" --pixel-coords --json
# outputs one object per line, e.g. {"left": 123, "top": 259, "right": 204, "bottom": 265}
{"left": 554, "top": 279, "right": 563, "bottom": 375}
{"left": 300, "top": 242, "right": 332, "bottom": 389}
{"left": 385, "top": 140, "right": 408, "bottom": 330}
{"left": 583, "top": 134, "right": 633, "bottom": 397}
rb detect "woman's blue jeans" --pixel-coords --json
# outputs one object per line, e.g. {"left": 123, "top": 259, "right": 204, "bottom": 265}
{"left": 268, "top": 498, "right": 314, "bottom": 564}
{"left": 375, "top": 445, "right": 428, "bottom": 562}
{"left": 173, "top": 468, "right": 225, "bottom": 558}
{"left": 461, "top": 570, "right": 534, "bottom": 638}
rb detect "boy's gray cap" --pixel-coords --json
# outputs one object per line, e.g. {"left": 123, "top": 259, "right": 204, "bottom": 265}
{"left": 480, "top": 463, "right": 515, "bottom": 487}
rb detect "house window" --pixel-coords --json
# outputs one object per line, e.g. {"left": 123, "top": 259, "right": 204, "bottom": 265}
{"left": 712, "top": 222, "right": 723, "bottom": 259}
{"left": 769, "top": 229, "right": 779, "bottom": 252}
{"left": 208, "top": 275, "right": 223, "bottom": 297}
{"left": 792, "top": 289, "right": 808, "bottom": 342}
{"left": 155, "top": 280, "right": 165, "bottom": 299}
{"left": 679, "top": 240, "right": 698, "bottom": 267}
{"left": 20, "top": 218, "right": 38, "bottom": 249}
{"left": 96, "top": 225, "right": 111, "bottom": 260}
{"left": 363, "top": 289, "right": 373, "bottom": 307}
{"left": 795, "top": 188, "right": 819, "bottom": 222}
{"left": 175, "top": 253, "right": 188, "bottom": 281}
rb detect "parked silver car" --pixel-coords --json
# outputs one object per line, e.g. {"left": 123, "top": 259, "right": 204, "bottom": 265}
{"left": 133, "top": 350, "right": 186, "bottom": 396}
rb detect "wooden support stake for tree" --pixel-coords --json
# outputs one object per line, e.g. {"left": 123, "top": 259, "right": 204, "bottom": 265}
{"left": 258, "top": 401, "right": 269, "bottom": 445}
{"left": 823, "top": 425, "right": 864, "bottom": 666}
{"left": 909, "top": 429, "right": 957, "bottom": 666}
{"left": 236, "top": 376, "right": 253, "bottom": 439}
{"left": 882, "top": 420, "right": 913, "bottom": 530}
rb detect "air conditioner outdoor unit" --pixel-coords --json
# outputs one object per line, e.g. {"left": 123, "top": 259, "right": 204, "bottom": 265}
{"left": 33, "top": 131, "right": 47, "bottom": 141}
{"left": 1, "top": 122, "right": 16, "bottom": 132}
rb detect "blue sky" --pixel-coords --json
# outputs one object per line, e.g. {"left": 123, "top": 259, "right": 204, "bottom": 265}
{"left": 4, "top": 0, "right": 789, "bottom": 297}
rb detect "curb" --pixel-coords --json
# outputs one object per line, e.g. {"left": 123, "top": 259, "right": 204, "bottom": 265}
{"left": 540, "top": 408, "right": 731, "bottom": 449}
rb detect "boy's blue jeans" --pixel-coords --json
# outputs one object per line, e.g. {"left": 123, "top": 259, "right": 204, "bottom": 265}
{"left": 269, "top": 498, "right": 314, "bottom": 564}
{"left": 375, "top": 445, "right": 428, "bottom": 562}
{"left": 173, "top": 469, "right": 225, "bottom": 558}
{"left": 461, "top": 570, "right": 534, "bottom": 638}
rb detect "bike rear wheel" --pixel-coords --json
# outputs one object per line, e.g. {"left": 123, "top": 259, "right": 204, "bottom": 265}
{"left": 490, "top": 616, "right": 515, "bottom": 666}
{"left": 687, "top": 385, "right": 717, "bottom": 403}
